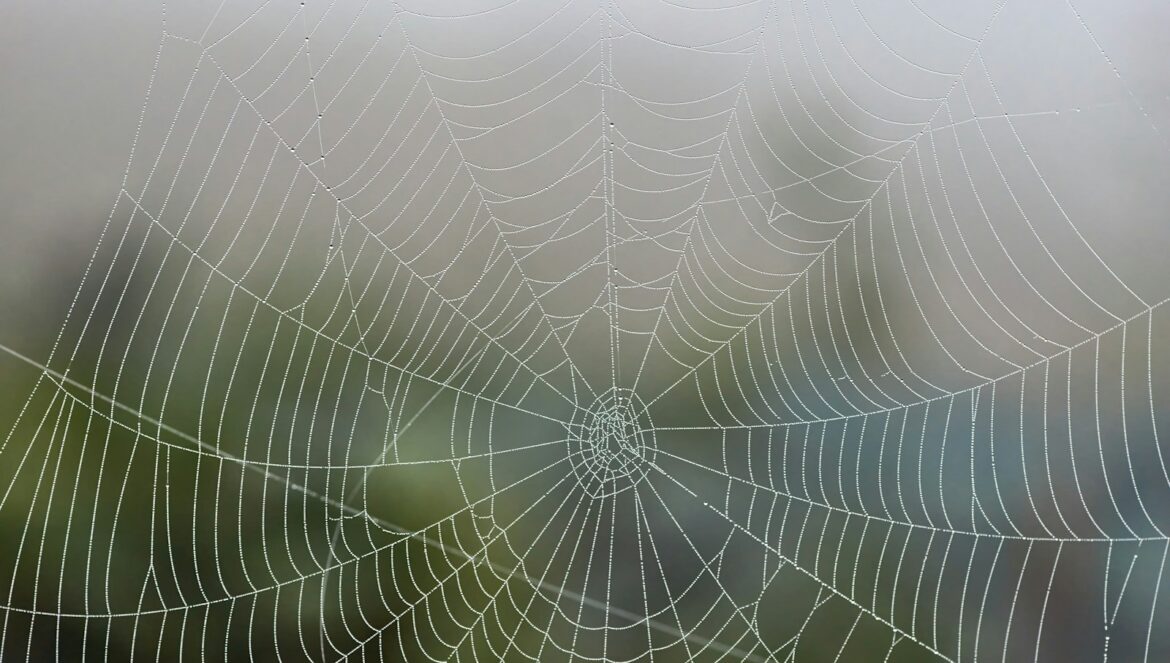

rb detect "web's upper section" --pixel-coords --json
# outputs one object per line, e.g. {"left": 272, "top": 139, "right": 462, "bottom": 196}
{"left": 1, "top": 0, "right": 1169, "bottom": 661}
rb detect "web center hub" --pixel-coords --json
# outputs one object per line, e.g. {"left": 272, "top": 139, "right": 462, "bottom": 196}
{"left": 568, "top": 388, "right": 657, "bottom": 498}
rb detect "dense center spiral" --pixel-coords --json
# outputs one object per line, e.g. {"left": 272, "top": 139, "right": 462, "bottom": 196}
{"left": 567, "top": 387, "right": 658, "bottom": 498}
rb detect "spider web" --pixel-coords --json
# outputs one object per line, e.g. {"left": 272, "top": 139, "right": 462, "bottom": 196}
{"left": 2, "top": 0, "right": 1170, "bottom": 660}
